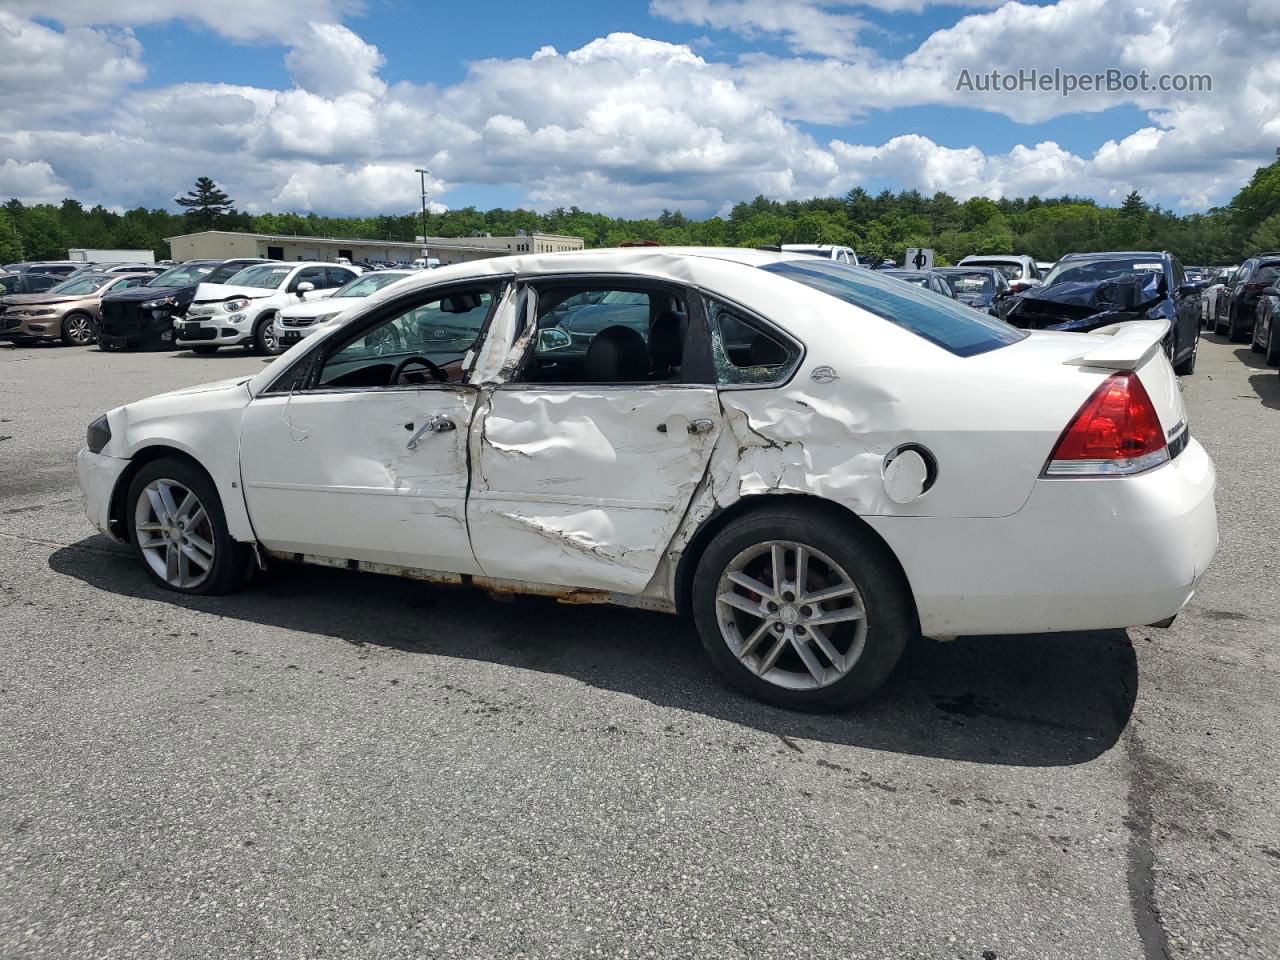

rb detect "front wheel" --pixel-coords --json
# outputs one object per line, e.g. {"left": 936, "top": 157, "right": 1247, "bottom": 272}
{"left": 691, "top": 506, "right": 912, "bottom": 711}
{"left": 253, "top": 314, "right": 283, "bottom": 355}
{"left": 60, "top": 312, "right": 95, "bottom": 346}
{"left": 125, "top": 458, "right": 250, "bottom": 595}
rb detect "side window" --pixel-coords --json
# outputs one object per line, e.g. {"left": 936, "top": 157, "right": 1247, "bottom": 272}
{"left": 314, "top": 287, "right": 495, "bottom": 390}
{"left": 115, "top": 277, "right": 147, "bottom": 290}
{"left": 290, "top": 267, "right": 327, "bottom": 292}
{"left": 707, "top": 298, "right": 799, "bottom": 385}
{"left": 326, "top": 267, "right": 354, "bottom": 288}
{"left": 521, "top": 284, "right": 688, "bottom": 385}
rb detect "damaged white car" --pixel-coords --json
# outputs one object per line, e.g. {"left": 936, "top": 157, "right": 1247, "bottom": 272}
{"left": 77, "top": 249, "right": 1218, "bottom": 710}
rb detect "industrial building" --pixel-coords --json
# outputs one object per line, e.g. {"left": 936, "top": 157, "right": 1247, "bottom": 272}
{"left": 165, "top": 230, "right": 584, "bottom": 266}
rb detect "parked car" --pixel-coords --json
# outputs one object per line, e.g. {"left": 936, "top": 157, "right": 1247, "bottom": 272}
{"left": 1215, "top": 254, "right": 1280, "bottom": 342}
{"left": 957, "top": 254, "right": 1040, "bottom": 293}
{"left": 0, "top": 272, "right": 64, "bottom": 296}
{"left": 0, "top": 272, "right": 152, "bottom": 346}
{"left": 3, "top": 261, "right": 82, "bottom": 278}
{"left": 933, "top": 266, "right": 1014, "bottom": 318}
{"left": 274, "top": 269, "right": 415, "bottom": 346}
{"left": 1007, "top": 251, "right": 1203, "bottom": 375}
{"left": 76, "top": 248, "right": 1216, "bottom": 711}
{"left": 879, "top": 269, "right": 957, "bottom": 297}
{"left": 1035, "top": 261, "right": 1056, "bottom": 281}
{"left": 1250, "top": 284, "right": 1280, "bottom": 365}
{"left": 97, "top": 258, "right": 274, "bottom": 351}
{"left": 780, "top": 244, "right": 860, "bottom": 266}
{"left": 176, "top": 262, "right": 360, "bottom": 355}
{"left": 1201, "top": 267, "right": 1237, "bottom": 328}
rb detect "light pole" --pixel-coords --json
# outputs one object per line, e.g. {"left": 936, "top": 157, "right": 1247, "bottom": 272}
{"left": 414, "top": 168, "right": 430, "bottom": 253}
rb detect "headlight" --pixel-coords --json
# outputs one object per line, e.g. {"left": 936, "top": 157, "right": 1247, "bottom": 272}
{"left": 224, "top": 298, "right": 250, "bottom": 312}
{"left": 313, "top": 312, "right": 339, "bottom": 325}
{"left": 141, "top": 296, "right": 177, "bottom": 309}
{"left": 29, "top": 308, "right": 55, "bottom": 316}
{"left": 86, "top": 415, "right": 111, "bottom": 454}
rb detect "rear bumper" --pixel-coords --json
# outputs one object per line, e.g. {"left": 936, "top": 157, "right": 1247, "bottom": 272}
{"left": 869, "top": 438, "right": 1218, "bottom": 636}
{"left": 76, "top": 448, "right": 130, "bottom": 543}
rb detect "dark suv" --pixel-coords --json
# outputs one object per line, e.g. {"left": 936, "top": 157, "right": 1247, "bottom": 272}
{"left": 1005, "top": 251, "right": 1202, "bottom": 375}
{"left": 1215, "top": 253, "right": 1280, "bottom": 342}
{"left": 97, "top": 258, "right": 272, "bottom": 350}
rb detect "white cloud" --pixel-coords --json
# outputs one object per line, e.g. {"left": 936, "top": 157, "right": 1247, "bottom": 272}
{"left": 285, "top": 23, "right": 385, "bottom": 97}
{"left": 2, "top": 1, "right": 1277, "bottom": 217}
{"left": 0, "top": 11, "right": 144, "bottom": 120}
{"left": 3, "top": 0, "right": 364, "bottom": 43}
{"left": 0, "top": 159, "right": 73, "bottom": 204}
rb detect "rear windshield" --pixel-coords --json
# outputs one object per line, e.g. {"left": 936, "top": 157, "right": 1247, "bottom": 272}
{"left": 965, "top": 259, "right": 1023, "bottom": 280}
{"left": 761, "top": 260, "right": 1026, "bottom": 357}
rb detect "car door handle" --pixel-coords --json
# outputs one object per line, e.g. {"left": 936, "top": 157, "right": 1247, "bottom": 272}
{"left": 406, "top": 415, "right": 456, "bottom": 449}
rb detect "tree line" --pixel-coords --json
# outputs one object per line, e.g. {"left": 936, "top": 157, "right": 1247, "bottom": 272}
{"left": 6, "top": 159, "right": 1280, "bottom": 267}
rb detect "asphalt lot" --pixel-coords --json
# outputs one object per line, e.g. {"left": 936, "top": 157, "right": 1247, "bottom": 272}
{"left": 1, "top": 335, "right": 1277, "bottom": 960}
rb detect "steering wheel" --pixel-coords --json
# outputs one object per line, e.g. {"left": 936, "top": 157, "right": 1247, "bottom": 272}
{"left": 390, "top": 354, "right": 447, "bottom": 385}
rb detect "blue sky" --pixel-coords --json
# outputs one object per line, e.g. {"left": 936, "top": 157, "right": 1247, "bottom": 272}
{"left": 1, "top": 1, "right": 1269, "bottom": 218}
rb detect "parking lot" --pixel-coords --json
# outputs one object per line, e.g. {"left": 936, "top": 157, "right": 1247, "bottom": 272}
{"left": 0, "top": 337, "right": 1276, "bottom": 959}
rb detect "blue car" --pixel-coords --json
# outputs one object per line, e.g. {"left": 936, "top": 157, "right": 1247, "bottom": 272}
{"left": 1006, "top": 251, "right": 1203, "bottom": 375}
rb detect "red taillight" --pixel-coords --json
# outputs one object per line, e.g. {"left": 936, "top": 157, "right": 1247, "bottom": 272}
{"left": 1243, "top": 282, "right": 1267, "bottom": 294}
{"left": 1044, "top": 372, "right": 1169, "bottom": 477}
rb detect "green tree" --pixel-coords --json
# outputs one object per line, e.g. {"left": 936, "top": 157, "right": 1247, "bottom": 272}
{"left": 0, "top": 210, "right": 23, "bottom": 262}
{"left": 175, "top": 176, "right": 234, "bottom": 228}
{"left": 17, "top": 207, "right": 69, "bottom": 260}
{"left": 1249, "top": 212, "right": 1280, "bottom": 252}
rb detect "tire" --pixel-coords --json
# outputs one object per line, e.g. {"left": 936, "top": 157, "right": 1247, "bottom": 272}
{"left": 1213, "top": 306, "right": 1228, "bottom": 337}
{"left": 1267, "top": 324, "right": 1280, "bottom": 367}
{"left": 1173, "top": 328, "right": 1198, "bottom": 375}
{"left": 253, "top": 314, "right": 282, "bottom": 355}
{"left": 125, "top": 457, "right": 250, "bottom": 596}
{"left": 1228, "top": 305, "right": 1250, "bottom": 343}
{"left": 690, "top": 505, "right": 913, "bottom": 711}
{"left": 60, "top": 312, "right": 95, "bottom": 346}
{"left": 191, "top": 345, "right": 220, "bottom": 355}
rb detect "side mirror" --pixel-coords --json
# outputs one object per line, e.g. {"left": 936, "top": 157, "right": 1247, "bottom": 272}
{"left": 296, "top": 281, "right": 315, "bottom": 297}
{"left": 537, "top": 327, "right": 571, "bottom": 352}
{"left": 1177, "top": 282, "right": 1204, "bottom": 297}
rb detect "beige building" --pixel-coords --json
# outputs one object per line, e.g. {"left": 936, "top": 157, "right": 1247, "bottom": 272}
{"left": 165, "top": 230, "right": 584, "bottom": 266}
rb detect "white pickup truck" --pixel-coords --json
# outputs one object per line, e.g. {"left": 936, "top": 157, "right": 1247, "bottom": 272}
{"left": 174, "top": 262, "right": 360, "bottom": 355}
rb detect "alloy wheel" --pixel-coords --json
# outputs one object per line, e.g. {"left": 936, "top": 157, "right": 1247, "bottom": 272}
{"left": 715, "top": 540, "right": 868, "bottom": 690}
{"left": 65, "top": 315, "right": 93, "bottom": 345}
{"left": 133, "top": 479, "right": 215, "bottom": 589}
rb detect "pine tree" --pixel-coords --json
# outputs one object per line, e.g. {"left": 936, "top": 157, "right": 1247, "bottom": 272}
{"left": 175, "top": 177, "right": 233, "bottom": 229}
{"left": 1120, "top": 190, "right": 1147, "bottom": 218}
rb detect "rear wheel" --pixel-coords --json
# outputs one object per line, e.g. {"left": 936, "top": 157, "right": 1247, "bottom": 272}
{"left": 1213, "top": 305, "right": 1229, "bottom": 336}
{"left": 691, "top": 506, "right": 912, "bottom": 711}
{"left": 253, "top": 314, "right": 282, "bottom": 355}
{"left": 1267, "top": 324, "right": 1280, "bottom": 366}
{"left": 125, "top": 458, "right": 250, "bottom": 595}
{"left": 60, "top": 312, "right": 94, "bottom": 346}
{"left": 1250, "top": 318, "right": 1265, "bottom": 353}
{"left": 1228, "top": 305, "right": 1250, "bottom": 342}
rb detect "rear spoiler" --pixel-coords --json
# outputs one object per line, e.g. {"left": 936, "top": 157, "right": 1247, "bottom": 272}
{"left": 1062, "top": 319, "right": 1170, "bottom": 371}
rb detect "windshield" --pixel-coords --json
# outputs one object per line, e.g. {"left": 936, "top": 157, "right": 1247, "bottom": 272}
{"left": 939, "top": 271, "right": 995, "bottom": 296}
{"left": 148, "top": 262, "right": 217, "bottom": 287}
{"left": 965, "top": 260, "right": 1023, "bottom": 280}
{"left": 883, "top": 272, "right": 929, "bottom": 288}
{"left": 48, "top": 275, "right": 112, "bottom": 295}
{"left": 222, "top": 264, "right": 294, "bottom": 290}
{"left": 1042, "top": 258, "right": 1166, "bottom": 287}
{"left": 333, "top": 272, "right": 412, "bottom": 298}
{"left": 762, "top": 260, "right": 1024, "bottom": 357}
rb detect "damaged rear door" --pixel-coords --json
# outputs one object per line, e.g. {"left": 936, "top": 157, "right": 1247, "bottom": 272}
{"left": 466, "top": 277, "right": 721, "bottom": 594}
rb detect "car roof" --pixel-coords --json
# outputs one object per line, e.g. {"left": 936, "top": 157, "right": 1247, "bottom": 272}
{"left": 1057, "top": 251, "right": 1167, "bottom": 260}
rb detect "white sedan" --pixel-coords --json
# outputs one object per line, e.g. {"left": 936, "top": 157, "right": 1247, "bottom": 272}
{"left": 273, "top": 269, "right": 415, "bottom": 347}
{"left": 76, "top": 248, "right": 1217, "bottom": 710}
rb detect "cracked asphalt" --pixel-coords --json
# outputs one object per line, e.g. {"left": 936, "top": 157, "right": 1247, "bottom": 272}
{"left": 1, "top": 335, "right": 1277, "bottom": 959}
